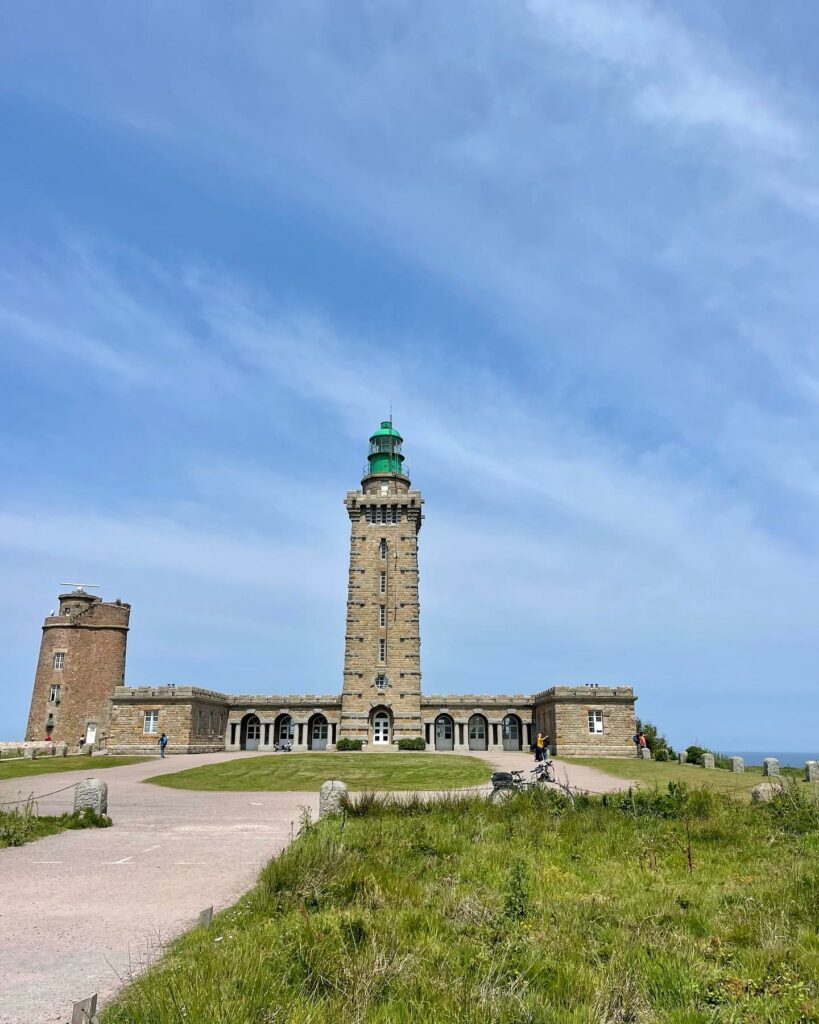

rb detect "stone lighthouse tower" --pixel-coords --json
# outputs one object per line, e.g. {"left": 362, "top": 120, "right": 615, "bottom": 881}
{"left": 340, "top": 421, "right": 424, "bottom": 746}
{"left": 26, "top": 589, "right": 130, "bottom": 746}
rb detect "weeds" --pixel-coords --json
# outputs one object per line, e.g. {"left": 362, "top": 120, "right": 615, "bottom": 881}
{"left": 0, "top": 801, "right": 111, "bottom": 848}
{"left": 102, "top": 784, "right": 819, "bottom": 1024}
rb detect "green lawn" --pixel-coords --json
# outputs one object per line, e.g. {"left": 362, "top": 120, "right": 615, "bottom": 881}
{"left": 102, "top": 784, "right": 819, "bottom": 1023}
{"left": 0, "top": 754, "right": 150, "bottom": 782}
{"left": 147, "top": 752, "right": 492, "bottom": 792}
{"left": 570, "top": 756, "right": 819, "bottom": 801}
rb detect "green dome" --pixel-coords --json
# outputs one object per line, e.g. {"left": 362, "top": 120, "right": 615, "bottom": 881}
{"left": 365, "top": 420, "right": 406, "bottom": 477}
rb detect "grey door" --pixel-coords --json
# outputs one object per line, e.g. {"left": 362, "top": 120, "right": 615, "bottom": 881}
{"left": 502, "top": 715, "right": 520, "bottom": 751}
{"left": 244, "top": 715, "right": 261, "bottom": 751}
{"left": 435, "top": 715, "right": 454, "bottom": 751}
{"left": 311, "top": 716, "right": 328, "bottom": 751}
{"left": 468, "top": 715, "right": 487, "bottom": 751}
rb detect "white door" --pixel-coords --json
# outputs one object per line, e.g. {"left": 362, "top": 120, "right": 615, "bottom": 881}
{"left": 373, "top": 712, "right": 390, "bottom": 744}
{"left": 85, "top": 723, "right": 97, "bottom": 745}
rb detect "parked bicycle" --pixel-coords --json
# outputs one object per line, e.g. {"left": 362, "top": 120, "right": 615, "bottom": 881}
{"left": 490, "top": 759, "right": 555, "bottom": 800}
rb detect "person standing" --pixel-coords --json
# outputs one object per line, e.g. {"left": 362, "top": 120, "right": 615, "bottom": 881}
{"left": 535, "top": 732, "right": 545, "bottom": 762}
{"left": 159, "top": 733, "right": 168, "bottom": 758}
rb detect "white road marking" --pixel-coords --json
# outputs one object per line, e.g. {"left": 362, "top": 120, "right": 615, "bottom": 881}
{"left": 108, "top": 856, "right": 133, "bottom": 865}
{"left": 141, "top": 845, "right": 161, "bottom": 853}
{"left": 32, "top": 861, "right": 62, "bottom": 864}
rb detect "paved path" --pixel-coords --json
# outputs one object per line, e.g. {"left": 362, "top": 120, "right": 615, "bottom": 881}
{"left": 0, "top": 751, "right": 630, "bottom": 1023}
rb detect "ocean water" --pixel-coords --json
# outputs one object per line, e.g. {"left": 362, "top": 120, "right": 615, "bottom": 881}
{"left": 731, "top": 751, "right": 818, "bottom": 767}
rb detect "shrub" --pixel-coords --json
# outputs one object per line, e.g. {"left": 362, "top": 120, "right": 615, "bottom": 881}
{"left": 335, "top": 738, "right": 363, "bottom": 751}
{"left": 397, "top": 737, "right": 426, "bottom": 751}
{"left": 636, "top": 718, "right": 674, "bottom": 759}
{"left": 654, "top": 749, "right": 670, "bottom": 762}
{"left": 685, "top": 745, "right": 708, "bottom": 766}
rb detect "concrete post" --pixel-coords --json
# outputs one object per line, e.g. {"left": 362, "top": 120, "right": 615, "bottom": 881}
{"left": 24, "top": 746, "right": 37, "bottom": 760}
{"left": 74, "top": 779, "right": 108, "bottom": 816}
{"left": 805, "top": 761, "right": 819, "bottom": 783}
{"left": 728, "top": 756, "right": 744, "bottom": 773}
{"left": 319, "top": 779, "right": 348, "bottom": 817}
{"left": 57, "top": 742, "right": 68, "bottom": 757}
{"left": 677, "top": 751, "right": 687, "bottom": 764}
{"left": 639, "top": 748, "right": 652, "bottom": 760}
{"left": 702, "top": 753, "right": 715, "bottom": 769}
{"left": 762, "top": 758, "right": 780, "bottom": 777}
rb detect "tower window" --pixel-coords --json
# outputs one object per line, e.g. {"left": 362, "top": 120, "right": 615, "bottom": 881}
{"left": 379, "top": 604, "right": 386, "bottom": 627}
{"left": 379, "top": 638, "right": 386, "bottom": 662}
{"left": 391, "top": 507, "right": 398, "bottom": 523}
{"left": 49, "top": 684, "right": 61, "bottom": 704}
{"left": 380, "top": 507, "right": 388, "bottom": 525}
{"left": 375, "top": 674, "right": 388, "bottom": 691}
{"left": 53, "top": 652, "right": 65, "bottom": 670}
{"left": 587, "top": 710, "right": 603, "bottom": 734}
{"left": 380, "top": 571, "right": 386, "bottom": 593}
{"left": 143, "top": 710, "right": 159, "bottom": 734}
{"left": 380, "top": 538, "right": 387, "bottom": 559}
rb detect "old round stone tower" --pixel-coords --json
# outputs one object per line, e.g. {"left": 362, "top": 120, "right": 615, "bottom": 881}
{"left": 338, "top": 420, "right": 424, "bottom": 745}
{"left": 25, "top": 589, "right": 130, "bottom": 745}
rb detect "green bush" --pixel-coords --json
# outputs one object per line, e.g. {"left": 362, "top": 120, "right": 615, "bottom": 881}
{"left": 654, "top": 748, "right": 670, "bottom": 762}
{"left": 335, "top": 738, "right": 363, "bottom": 751}
{"left": 685, "top": 744, "right": 708, "bottom": 765}
{"left": 397, "top": 737, "right": 426, "bottom": 751}
{"left": 636, "top": 718, "right": 675, "bottom": 759}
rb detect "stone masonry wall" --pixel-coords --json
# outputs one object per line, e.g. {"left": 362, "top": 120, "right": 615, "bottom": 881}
{"left": 25, "top": 594, "right": 129, "bottom": 747}
{"left": 340, "top": 475, "right": 424, "bottom": 745}
{"left": 535, "top": 686, "right": 636, "bottom": 757}
{"left": 108, "top": 686, "right": 229, "bottom": 754}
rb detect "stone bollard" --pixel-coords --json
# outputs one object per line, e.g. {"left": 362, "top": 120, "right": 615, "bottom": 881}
{"left": 639, "top": 748, "right": 652, "bottom": 760}
{"left": 81, "top": 743, "right": 94, "bottom": 756}
{"left": 728, "top": 756, "right": 744, "bottom": 773}
{"left": 702, "top": 753, "right": 715, "bottom": 769}
{"left": 59, "top": 742, "right": 68, "bottom": 757}
{"left": 74, "top": 779, "right": 108, "bottom": 816}
{"left": 24, "top": 746, "right": 37, "bottom": 760}
{"left": 319, "top": 780, "right": 348, "bottom": 817}
{"left": 678, "top": 751, "right": 687, "bottom": 764}
{"left": 805, "top": 761, "right": 819, "bottom": 783}
{"left": 763, "top": 758, "right": 780, "bottom": 777}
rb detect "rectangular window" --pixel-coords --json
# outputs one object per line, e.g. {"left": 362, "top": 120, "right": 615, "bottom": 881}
{"left": 380, "top": 506, "right": 388, "bottom": 524}
{"left": 53, "top": 652, "right": 65, "bottom": 670}
{"left": 49, "top": 684, "right": 61, "bottom": 704}
{"left": 380, "top": 538, "right": 387, "bottom": 559}
{"left": 379, "top": 604, "right": 386, "bottom": 627}
{"left": 588, "top": 710, "right": 603, "bottom": 734}
{"left": 391, "top": 507, "right": 398, "bottom": 524}
{"left": 379, "top": 638, "right": 386, "bottom": 662}
{"left": 144, "top": 710, "right": 159, "bottom": 734}
{"left": 380, "top": 571, "right": 386, "bottom": 593}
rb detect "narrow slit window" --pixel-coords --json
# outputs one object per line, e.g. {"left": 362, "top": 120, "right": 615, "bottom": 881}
{"left": 380, "top": 538, "right": 387, "bottom": 559}
{"left": 391, "top": 507, "right": 398, "bottom": 523}
{"left": 380, "top": 571, "right": 386, "bottom": 593}
{"left": 379, "top": 604, "right": 386, "bottom": 627}
{"left": 379, "top": 638, "right": 386, "bottom": 662}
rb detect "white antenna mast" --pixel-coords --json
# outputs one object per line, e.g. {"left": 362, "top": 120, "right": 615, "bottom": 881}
{"left": 60, "top": 583, "right": 101, "bottom": 592}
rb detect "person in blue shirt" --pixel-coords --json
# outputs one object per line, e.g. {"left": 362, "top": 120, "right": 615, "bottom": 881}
{"left": 159, "top": 733, "right": 168, "bottom": 758}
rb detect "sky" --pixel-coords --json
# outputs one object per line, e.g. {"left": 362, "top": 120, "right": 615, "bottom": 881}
{"left": 2, "top": 1, "right": 819, "bottom": 751}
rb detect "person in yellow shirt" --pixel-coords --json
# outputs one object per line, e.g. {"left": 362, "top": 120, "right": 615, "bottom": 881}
{"left": 535, "top": 732, "right": 545, "bottom": 762}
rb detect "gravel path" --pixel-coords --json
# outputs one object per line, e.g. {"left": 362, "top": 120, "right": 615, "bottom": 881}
{"left": 0, "top": 750, "right": 630, "bottom": 1023}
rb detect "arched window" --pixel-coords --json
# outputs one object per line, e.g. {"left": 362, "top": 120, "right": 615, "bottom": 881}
{"left": 277, "top": 715, "right": 294, "bottom": 744}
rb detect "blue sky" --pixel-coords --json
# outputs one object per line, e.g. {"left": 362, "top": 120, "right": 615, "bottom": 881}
{"left": 2, "top": 1, "right": 819, "bottom": 751}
